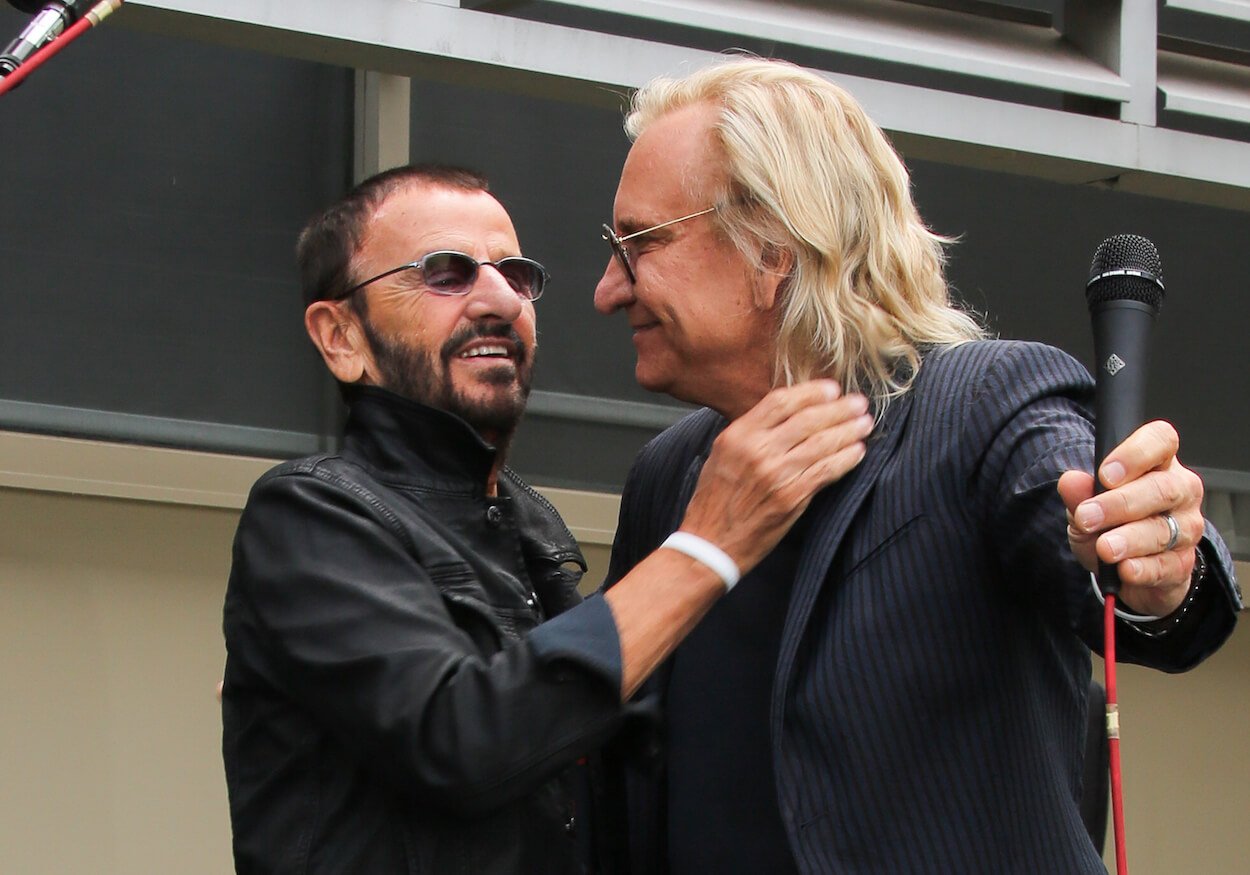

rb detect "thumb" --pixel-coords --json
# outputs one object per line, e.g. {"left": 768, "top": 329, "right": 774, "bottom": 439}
{"left": 1057, "top": 470, "right": 1095, "bottom": 520}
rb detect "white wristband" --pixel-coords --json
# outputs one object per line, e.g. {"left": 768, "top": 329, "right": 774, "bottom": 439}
{"left": 661, "top": 532, "right": 741, "bottom": 591}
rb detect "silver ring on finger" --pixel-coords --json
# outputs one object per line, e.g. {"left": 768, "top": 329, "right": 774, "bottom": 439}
{"left": 1161, "top": 512, "right": 1181, "bottom": 552}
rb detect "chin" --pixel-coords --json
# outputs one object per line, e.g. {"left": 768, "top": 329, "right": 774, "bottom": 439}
{"left": 634, "top": 364, "right": 682, "bottom": 400}
{"left": 451, "top": 384, "right": 528, "bottom": 435}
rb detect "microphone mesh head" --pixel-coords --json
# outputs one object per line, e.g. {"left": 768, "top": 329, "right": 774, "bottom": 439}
{"left": 1086, "top": 234, "right": 1165, "bottom": 310}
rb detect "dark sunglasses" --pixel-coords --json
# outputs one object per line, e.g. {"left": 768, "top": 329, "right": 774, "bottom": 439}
{"left": 334, "top": 250, "right": 548, "bottom": 301}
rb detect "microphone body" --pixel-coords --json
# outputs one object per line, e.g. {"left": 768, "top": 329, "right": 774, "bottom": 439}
{"left": 1085, "top": 235, "right": 1165, "bottom": 595}
{"left": 0, "top": 0, "right": 92, "bottom": 76}
{"left": 1090, "top": 298, "right": 1156, "bottom": 467}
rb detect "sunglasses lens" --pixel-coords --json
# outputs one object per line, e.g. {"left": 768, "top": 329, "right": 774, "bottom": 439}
{"left": 421, "top": 252, "right": 478, "bottom": 295}
{"left": 497, "top": 258, "right": 545, "bottom": 300}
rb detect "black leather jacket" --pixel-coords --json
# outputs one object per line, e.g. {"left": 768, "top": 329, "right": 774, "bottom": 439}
{"left": 222, "top": 387, "right": 624, "bottom": 874}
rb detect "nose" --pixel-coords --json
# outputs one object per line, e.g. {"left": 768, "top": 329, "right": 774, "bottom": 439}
{"left": 465, "top": 264, "right": 526, "bottom": 322}
{"left": 594, "top": 256, "right": 634, "bottom": 315}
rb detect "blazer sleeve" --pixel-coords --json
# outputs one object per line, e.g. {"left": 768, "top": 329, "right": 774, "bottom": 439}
{"left": 963, "top": 341, "right": 1239, "bottom": 670}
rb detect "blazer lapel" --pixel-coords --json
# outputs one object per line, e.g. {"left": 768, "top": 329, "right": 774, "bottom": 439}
{"left": 773, "top": 390, "right": 916, "bottom": 698}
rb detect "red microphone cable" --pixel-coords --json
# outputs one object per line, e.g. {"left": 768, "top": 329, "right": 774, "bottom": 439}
{"left": 0, "top": 0, "right": 122, "bottom": 98}
{"left": 1104, "top": 594, "right": 1128, "bottom": 875}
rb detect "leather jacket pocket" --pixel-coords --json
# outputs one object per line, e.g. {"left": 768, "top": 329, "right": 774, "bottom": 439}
{"left": 430, "top": 562, "right": 537, "bottom": 652}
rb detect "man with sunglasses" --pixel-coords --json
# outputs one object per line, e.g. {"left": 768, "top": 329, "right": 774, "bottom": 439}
{"left": 593, "top": 58, "right": 1241, "bottom": 873}
{"left": 221, "top": 163, "right": 873, "bottom": 874}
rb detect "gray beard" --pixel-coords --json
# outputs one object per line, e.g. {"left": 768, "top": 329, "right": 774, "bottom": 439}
{"left": 360, "top": 318, "right": 533, "bottom": 445}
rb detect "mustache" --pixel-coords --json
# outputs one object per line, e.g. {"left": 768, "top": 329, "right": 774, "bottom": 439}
{"left": 440, "top": 321, "right": 528, "bottom": 365}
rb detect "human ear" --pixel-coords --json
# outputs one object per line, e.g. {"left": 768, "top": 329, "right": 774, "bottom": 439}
{"left": 305, "top": 300, "right": 370, "bottom": 384}
{"left": 754, "top": 245, "right": 794, "bottom": 310}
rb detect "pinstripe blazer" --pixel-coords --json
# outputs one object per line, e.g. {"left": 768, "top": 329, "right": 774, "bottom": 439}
{"left": 601, "top": 340, "right": 1241, "bottom": 874}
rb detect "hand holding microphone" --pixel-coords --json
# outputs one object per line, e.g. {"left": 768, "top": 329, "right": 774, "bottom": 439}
{"left": 1057, "top": 234, "right": 1205, "bottom": 618}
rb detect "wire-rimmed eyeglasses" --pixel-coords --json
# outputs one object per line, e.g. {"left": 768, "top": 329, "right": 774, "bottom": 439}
{"left": 333, "top": 250, "right": 548, "bottom": 302}
{"left": 601, "top": 205, "right": 718, "bottom": 284}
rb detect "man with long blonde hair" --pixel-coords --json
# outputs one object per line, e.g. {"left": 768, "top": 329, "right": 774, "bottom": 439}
{"left": 595, "top": 57, "right": 1240, "bottom": 873}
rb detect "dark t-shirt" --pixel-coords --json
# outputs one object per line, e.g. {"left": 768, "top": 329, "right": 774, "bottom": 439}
{"left": 665, "top": 522, "right": 807, "bottom": 874}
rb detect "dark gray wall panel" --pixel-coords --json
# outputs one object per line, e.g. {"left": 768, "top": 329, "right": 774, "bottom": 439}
{"left": 0, "top": 7, "right": 350, "bottom": 445}
{"left": 913, "top": 159, "right": 1250, "bottom": 473}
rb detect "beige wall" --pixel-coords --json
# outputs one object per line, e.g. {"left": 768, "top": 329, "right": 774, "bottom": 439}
{"left": 1, "top": 432, "right": 1246, "bottom": 874}
{"left": 1, "top": 489, "right": 236, "bottom": 874}
{"left": 1099, "top": 633, "right": 1250, "bottom": 873}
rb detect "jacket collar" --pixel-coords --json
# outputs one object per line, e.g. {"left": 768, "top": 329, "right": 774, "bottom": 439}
{"left": 340, "top": 385, "right": 498, "bottom": 493}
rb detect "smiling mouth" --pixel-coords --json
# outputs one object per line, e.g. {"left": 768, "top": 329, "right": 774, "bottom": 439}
{"left": 442, "top": 322, "right": 527, "bottom": 369}
{"left": 459, "top": 344, "right": 512, "bottom": 360}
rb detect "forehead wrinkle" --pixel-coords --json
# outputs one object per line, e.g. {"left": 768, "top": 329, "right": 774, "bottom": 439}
{"left": 355, "top": 187, "right": 520, "bottom": 279}
{"left": 617, "top": 108, "right": 723, "bottom": 233}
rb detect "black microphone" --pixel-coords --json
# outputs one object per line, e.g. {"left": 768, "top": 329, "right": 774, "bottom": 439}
{"left": 1085, "top": 234, "right": 1166, "bottom": 595}
{"left": 0, "top": 0, "right": 94, "bottom": 77}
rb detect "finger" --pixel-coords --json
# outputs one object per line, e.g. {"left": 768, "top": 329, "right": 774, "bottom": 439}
{"left": 1066, "top": 521, "right": 1098, "bottom": 574}
{"left": 764, "top": 426, "right": 872, "bottom": 498}
{"left": 705, "top": 410, "right": 872, "bottom": 519}
{"left": 764, "top": 395, "right": 872, "bottom": 455}
{"left": 1078, "top": 466, "right": 1202, "bottom": 534}
{"left": 786, "top": 412, "right": 874, "bottom": 469}
{"left": 1058, "top": 471, "right": 1099, "bottom": 572}
{"left": 1097, "top": 420, "right": 1178, "bottom": 489}
{"left": 1111, "top": 550, "right": 1194, "bottom": 615}
{"left": 740, "top": 437, "right": 871, "bottom": 539}
{"left": 715, "top": 391, "right": 869, "bottom": 464}
{"left": 795, "top": 437, "right": 870, "bottom": 492}
{"left": 738, "top": 379, "right": 844, "bottom": 429}
{"left": 1094, "top": 508, "right": 1202, "bottom": 567}
{"left": 1157, "top": 512, "right": 1184, "bottom": 553}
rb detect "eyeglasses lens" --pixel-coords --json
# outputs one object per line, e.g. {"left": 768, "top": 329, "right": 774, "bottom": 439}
{"left": 601, "top": 225, "right": 635, "bottom": 283}
{"left": 496, "top": 258, "right": 544, "bottom": 299}
{"left": 419, "top": 253, "right": 544, "bottom": 300}
{"left": 420, "top": 253, "right": 477, "bottom": 295}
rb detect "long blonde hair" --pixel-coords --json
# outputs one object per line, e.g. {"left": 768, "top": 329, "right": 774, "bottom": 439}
{"left": 626, "top": 57, "right": 984, "bottom": 409}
